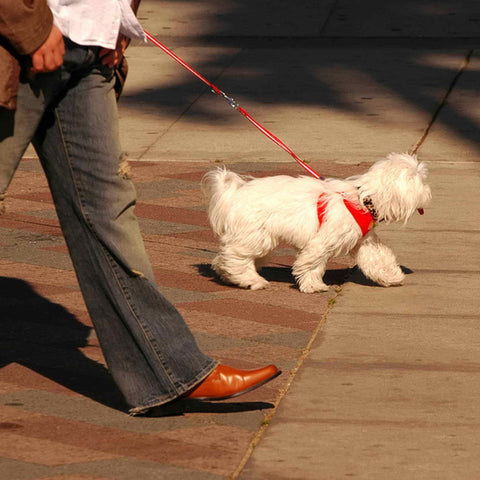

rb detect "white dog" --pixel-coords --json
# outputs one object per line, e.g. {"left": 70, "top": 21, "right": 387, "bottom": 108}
{"left": 202, "top": 153, "right": 431, "bottom": 293}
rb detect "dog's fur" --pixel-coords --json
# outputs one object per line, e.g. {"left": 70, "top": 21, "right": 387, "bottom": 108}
{"left": 202, "top": 153, "right": 431, "bottom": 293}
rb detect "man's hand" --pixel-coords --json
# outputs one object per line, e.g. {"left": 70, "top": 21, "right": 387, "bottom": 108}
{"left": 99, "top": 35, "right": 130, "bottom": 68}
{"left": 30, "top": 24, "right": 65, "bottom": 73}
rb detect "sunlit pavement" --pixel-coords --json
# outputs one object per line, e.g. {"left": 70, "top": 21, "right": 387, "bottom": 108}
{"left": 3, "top": 1, "right": 480, "bottom": 479}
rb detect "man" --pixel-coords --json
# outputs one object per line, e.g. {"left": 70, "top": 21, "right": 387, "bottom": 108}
{"left": 0, "top": 0, "right": 280, "bottom": 415}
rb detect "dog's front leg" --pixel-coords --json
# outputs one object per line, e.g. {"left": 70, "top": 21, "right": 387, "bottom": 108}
{"left": 353, "top": 231, "right": 405, "bottom": 286}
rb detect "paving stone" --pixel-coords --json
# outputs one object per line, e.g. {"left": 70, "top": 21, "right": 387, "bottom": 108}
{"left": 0, "top": 431, "right": 120, "bottom": 466}
{"left": 0, "top": 157, "right": 333, "bottom": 478}
{"left": 178, "top": 298, "right": 323, "bottom": 331}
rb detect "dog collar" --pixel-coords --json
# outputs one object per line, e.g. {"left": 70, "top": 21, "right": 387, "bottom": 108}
{"left": 362, "top": 197, "right": 378, "bottom": 222}
{"left": 317, "top": 194, "right": 375, "bottom": 236}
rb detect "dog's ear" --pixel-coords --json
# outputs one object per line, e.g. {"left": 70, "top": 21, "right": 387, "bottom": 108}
{"left": 416, "top": 161, "right": 429, "bottom": 180}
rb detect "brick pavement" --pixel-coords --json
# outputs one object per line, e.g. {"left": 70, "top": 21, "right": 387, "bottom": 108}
{"left": 0, "top": 156, "right": 365, "bottom": 479}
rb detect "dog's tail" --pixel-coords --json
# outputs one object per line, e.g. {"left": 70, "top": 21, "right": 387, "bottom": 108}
{"left": 202, "top": 167, "right": 248, "bottom": 236}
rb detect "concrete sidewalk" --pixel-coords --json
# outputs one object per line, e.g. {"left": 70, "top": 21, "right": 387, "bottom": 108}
{"left": 240, "top": 169, "right": 480, "bottom": 479}
{"left": 3, "top": 1, "right": 480, "bottom": 479}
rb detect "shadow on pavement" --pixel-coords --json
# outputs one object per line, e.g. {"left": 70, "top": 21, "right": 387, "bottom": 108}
{"left": 147, "top": 398, "right": 274, "bottom": 417}
{"left": 197, "top": 262, "right": 366, "bottom": 289}
{"left": 126, "top": 0, "right": 480, "bottom": 153}
{"left": 0, "top": 277, "right": 128, "bottom": 412}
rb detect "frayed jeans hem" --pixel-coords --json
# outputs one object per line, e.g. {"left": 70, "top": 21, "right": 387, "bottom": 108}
{"left": 128, "top": 359, "right": 218, "bottom": 416}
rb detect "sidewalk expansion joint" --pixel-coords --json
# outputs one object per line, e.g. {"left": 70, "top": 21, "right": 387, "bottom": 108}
{"left": 137, "top": 47, "right": 245, "bottom": 161}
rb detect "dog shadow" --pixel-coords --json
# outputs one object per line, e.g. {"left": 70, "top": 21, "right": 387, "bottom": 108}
{"left": 0, "top": 276, "right": 127, "bottom": 411}
{"left": 347, "top": 265, "right": 414, "bottom": 287}
{"left": 197, "top": 263, "right": 413, "bottom": 289}
{"left": 196, "top": 263, "right": 353, "bottom": 289}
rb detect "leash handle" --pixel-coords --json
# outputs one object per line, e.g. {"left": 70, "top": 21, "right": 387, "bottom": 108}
{"left": 143, "top": 30, "right": 324, "bottom": 180}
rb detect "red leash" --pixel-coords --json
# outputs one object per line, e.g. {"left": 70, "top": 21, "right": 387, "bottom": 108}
{"left": 144, "top": 30, "right": 323, "bottom": 180}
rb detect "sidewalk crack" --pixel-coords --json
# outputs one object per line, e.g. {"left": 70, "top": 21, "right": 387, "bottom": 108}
{"left": 231, "top": 285, "right": 343, "bottom": 479}
{"left": 138, "top": 48, "right": 244, "bottom": 160}
{"left": 409, "top": 49, "right": 474, "bottom": 155}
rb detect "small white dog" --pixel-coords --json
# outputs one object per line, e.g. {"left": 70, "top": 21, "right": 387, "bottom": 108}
{"left": 202, "top": 153, "right": 431, "bottom": 293}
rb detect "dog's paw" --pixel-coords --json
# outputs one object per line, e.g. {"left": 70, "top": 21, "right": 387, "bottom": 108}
{"left": 298, "top": 281, "right": 329, "bottom": 294}
{"left": 376, "top": 271, "right": 405, "bottom": 287}
{"left": 381, "top": 279, "right": 404, "bottom": 287}
{"left": 249, "top": 278, "right": 270, "bottom": 290}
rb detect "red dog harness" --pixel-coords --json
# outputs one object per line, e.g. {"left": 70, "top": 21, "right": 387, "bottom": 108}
{"left": 317, "top": 194, "right": 375, "bottom": 236}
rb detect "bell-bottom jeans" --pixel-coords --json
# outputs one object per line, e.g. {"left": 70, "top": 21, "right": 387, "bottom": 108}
{"left": 0, "top": 40, "right": 217, "bottom": 415}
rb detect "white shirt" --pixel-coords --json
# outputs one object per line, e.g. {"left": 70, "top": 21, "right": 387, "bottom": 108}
{"left": 47, "top": 0, "right": 146, "bottom": 49}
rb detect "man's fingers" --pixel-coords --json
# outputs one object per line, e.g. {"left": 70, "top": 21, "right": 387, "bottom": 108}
{"left": 31, "top": 50, "right": 63, "bottom": 73}
{"left": 30, "top": 25, "right": 65, "bottom": 73}
{"left": 100, "top": 50, "right": 115, "bottom": 65}
{"left": 99, "top": 47, "right": 111, "bottom": 59}
{"left": 100, "top": 34, "right": 128, "bottom": 68}
{"left": 31, "top": 53, "right": 44, "bottom": 73}
{"left": 53, "top": 44, "right": 65, "bottom": 68}
{"left": 100, "top": 50, "right": 120, "bottom": 68}
{"left": 43, "top": 52, "right": 57, "bottom": 72}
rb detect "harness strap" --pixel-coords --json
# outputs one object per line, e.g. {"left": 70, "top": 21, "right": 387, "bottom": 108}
{"left": 317, "top": 194, "right": 375, "bottom": 236}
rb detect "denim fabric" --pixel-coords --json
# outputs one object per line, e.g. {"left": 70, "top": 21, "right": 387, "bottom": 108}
{"left": 0, "top": 40, "right": 217, "bottom": 413}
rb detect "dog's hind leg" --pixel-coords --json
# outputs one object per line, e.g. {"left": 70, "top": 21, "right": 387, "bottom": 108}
{"left": 292, "top": 243, "right": 329, "bottom": 293}
{"left": 212, "top": 247, "right": 269, "bottom": 290}
{"left": 293, "top": 263, "right": 329, "bottom": 293}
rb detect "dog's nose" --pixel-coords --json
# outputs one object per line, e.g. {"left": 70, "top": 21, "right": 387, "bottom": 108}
{"left": 418, "top": 208, "right": 424, "bottom": 215}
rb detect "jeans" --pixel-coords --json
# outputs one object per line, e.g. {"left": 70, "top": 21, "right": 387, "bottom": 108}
{"left": 0, "top": 40, "right": 217, "bottom": 414}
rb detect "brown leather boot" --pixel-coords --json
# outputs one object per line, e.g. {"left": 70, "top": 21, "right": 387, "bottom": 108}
{"left": 184, "top": 364, "right": 281, "bottom": 401}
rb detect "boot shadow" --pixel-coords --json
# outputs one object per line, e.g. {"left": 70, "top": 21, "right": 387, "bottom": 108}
{"left": 147, "top": 398, "right": 275, "bottom": 417}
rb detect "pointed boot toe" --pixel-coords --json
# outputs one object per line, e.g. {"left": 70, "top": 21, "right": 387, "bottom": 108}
{"left": 185, "top": 364, "right": 281, "bottom": 401}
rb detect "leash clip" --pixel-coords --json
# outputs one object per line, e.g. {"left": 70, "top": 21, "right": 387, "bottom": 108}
{"left": 219, "top": 91, "right": 240, "bottom": 110}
